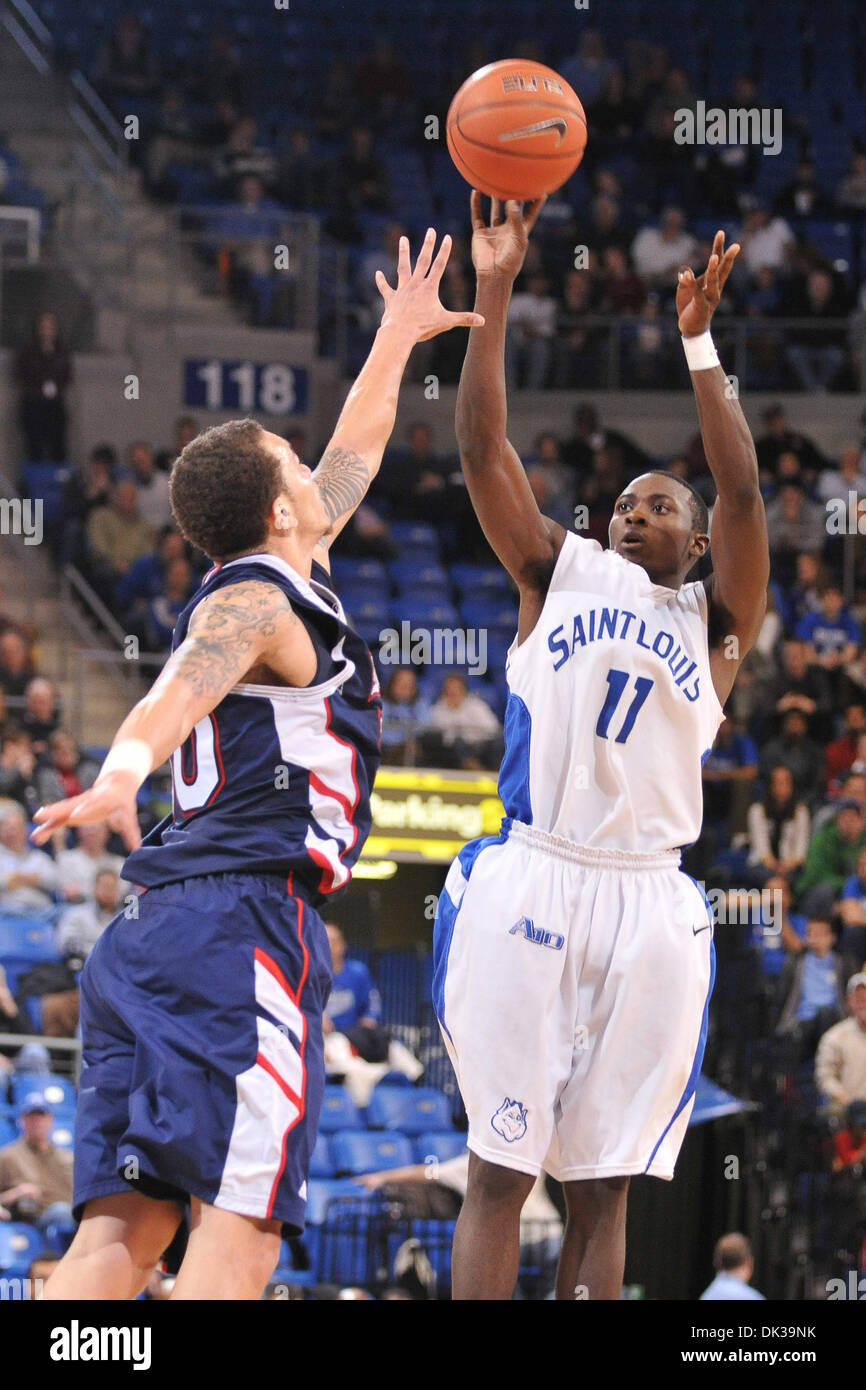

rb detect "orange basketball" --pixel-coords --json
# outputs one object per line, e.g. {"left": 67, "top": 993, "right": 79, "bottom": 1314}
{"left": 446, "top": 59, "right": 587, "bottom": 201}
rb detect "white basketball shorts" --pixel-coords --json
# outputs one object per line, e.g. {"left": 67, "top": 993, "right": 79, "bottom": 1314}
{"left": 432, "top": 819, "right": 715, "bottom": 1183}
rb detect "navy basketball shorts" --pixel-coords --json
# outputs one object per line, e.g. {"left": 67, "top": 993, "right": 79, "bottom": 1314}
{"left": 74, "top": 873, "right": 332, "bottom": 1236}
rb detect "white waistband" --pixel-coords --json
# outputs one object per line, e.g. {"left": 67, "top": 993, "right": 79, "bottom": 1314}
{"left": 506, "top": 819, "right": 681, "bottom": 870}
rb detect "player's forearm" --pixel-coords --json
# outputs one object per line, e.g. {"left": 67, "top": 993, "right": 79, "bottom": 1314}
{"left": 690, "top": 366, "right": 760, "bottom": 501}
{"left": 456, "top": 274, "right": 512, "bottom": 464}
{"left": 321, "top": 321, "right": 417, "bottom": 475}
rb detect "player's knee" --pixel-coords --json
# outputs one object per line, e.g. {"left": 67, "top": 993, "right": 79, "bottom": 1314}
{"left": 466, "top": 1155, "right": 535, "bottom": 1207}
{"left": 564, "top": 1174, "right": 630, "bottom": 1218}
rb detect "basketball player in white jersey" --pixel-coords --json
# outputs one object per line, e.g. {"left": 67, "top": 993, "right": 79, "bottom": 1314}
{"left": 432, "top": 193, "right": 769, "bottom": 1300}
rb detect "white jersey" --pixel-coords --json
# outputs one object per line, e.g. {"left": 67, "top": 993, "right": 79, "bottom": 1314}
{"left": 500, "top": 530, "right": 724, "bottom": 853}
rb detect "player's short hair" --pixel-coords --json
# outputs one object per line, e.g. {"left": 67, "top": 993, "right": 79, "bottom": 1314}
{"left": 638, "top": 469, "right": 710, "bottom": 534}
{"left": 169, "top": 418, "right": 283, "bottom": 561}
{"left": 713, "top": 1233, "right": 752, "bottom": 1271}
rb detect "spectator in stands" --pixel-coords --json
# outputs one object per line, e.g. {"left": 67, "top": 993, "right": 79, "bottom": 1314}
{"left": 831, "top": 1098, "right": 866, "bottom": 1171}
{"left": 505, "top": 272, "right": 557, "bottom": 389}
{"left": 599, "top": 245, "right": 646, "bottom": 314}
{"left": 143, "top": 557, "right": 195, "bottom": 651}
{"left": 212, "top": 116, "right": 278, "bottom": 197}
{"left": 797, "top": 799, "right": 866, "bottom": 902}
{"left": 352, "top": 38, "right": 414, "bottom": 130}
{"left": 701, "top": 715, "right": 759, "bottom": 841}
{"left": 356, "top": 222, "right": 406, "bottom": 328}
{"left": 582, "top": 193, "right": 631, "bottom": 259}
{"left": 92, "top": 13, "right": 160, "bottom": 100}
{"left": 835, "top": 146, "right": 866, "bottom": 213}
{"left": 754, "top": 404, "right": 826, "bottom": 478}
{"left": 155, "top": 415, "right": 199, "bottom": 474}
{"left": 0, "top": 726, "right": 38, "bottom": 816}
{"left": 316, "top": 58, "right": 356, "bottom": 140}
{"left": 783, "top": 268, "right": 852, "bottom": 392}
{"left": 0, "top": 805, "right": 55, "bottom": 909}
{"left": 123, "top": 441, "right": 171, "bottom": 530}
{"left": 0, "top": 1092, "right": 73, "bottom": 1230}
{"left": 825, "top": 703, "right": 866, "bottom": 793}
{"left": 816, "top": 443, "right": 866, "bottom": 506}
{"left": 85, "top": 479, "right": 157, "bottom": 592}
{"left": 59, "top": 445, "right": 115, "bottom": 566}
{"left": 746, "top": 763, "right": 810, "bottom": 887}
{"left": 768, "top": 638, "right": 832, "bottom": 742}
{"left": 553, "top": 269, "right": 605, "bottom": 388}
{"left": 760, "top": 709, "right": 825, "bottom": 810}
{"left": 786, "top": 553, "right": 828, "bottom": 631}
{"left": 35, "top": 731, "right": 99, "bottom": 811}
{"left": 764, "top": 482, "right": 827, "bottom": 589}
{"left": 275, "top": 128, "right": 319, "bottom": 211}
{"left": 526, "top": 466, "right": 575, "bottom": 533}
{"left": 378, "top": 422, "right": 448, "bottom": 519}
{"left": 144, "top": 87, "right": 210, "bottom": 197}
{"left": 188, "top": 27, "right": 248, "bottom": 113}
{"left": 322, "top": 924, "right": 423, "bottom": 1104}
{"left": 380, "top": 668, "right": 433, "bottom": 766}
{"left": 334, "top": 126, "right": 390, "bottom": 216}
{"left": 775, "top": 914, "right": 846, "bottom": 1060}
{"left": 838, "top": 847, "right": 866, "bottom": 970}
{"left": 0, "top": 630, "right": 35, "bottom": 699}
{"left": 561, "top": 402, "right": 649, "bottom": 476}
{"left": 631, "top": 208, "right": 697, "bottom": 289}
{"left": 796, "top": 585, "right": 861, "bottom": 703}
{"left": 422, "top": 675, "right": 502, "bottom": 771}
{"left": 22, "top": 678, "right": 59, "bottom": 756}
{"left": 54, "top": 821, "right": 127, "bottom": 904}
{"left": 115, "top": 526, "right": 190, "bottom": 633}
{"left": 751, "top": 874, "right": 807, "bottom": 978}
{"left": 323, "top": 924, "right": 380, "bottom": 1035}
{"left": 588, "top": 68, "right": 640, "bottom": 156}
{"left": 13, "top": 312, "right": 71, "bottom": 464}
{"left": 56, "top": 868, "right": 122, "bottom": 963}
{"left": 736, "top": 201, "right": 794, "bottom": 278}
{"left": 775, "top": 158, "right": 834, "bottom": 221}
{"left": 699, "top": 1233, "right": 765, "bottom": 1301}
{"left": 815, "top": 974, "right": 866, "bottom": 1116}
{"left": 562, "top": 29, "right": 619, "bottom": 110}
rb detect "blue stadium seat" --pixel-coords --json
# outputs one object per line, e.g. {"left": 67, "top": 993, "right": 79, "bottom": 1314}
{"left": 10, "top": 1074, "right": 76, "bottom": 1113}
{"left": 304, "top": 1178, "right": 367, "bottom": 1227}
{"left": 317, "top": 1087, "right": 362, "bottom": 1133}
{"left": 0, "top": 1223, "right": 42, "bottom": 1277}
{"left": 460, "top": 598, "right": 518, "bottom": 630}
{"left": 365, "top": 1085, "right": 452, "bottom": 1135}
{"left": 309, "top": 1131, "right": 334, "bottom": 1178}
{"left": 389, "top": 560, "right": 449, "bottom": 590}
{"left": 0, "top": 914, "right": 59, "bottom": 962}
{"left": 394, "top": 600, "right": 460, "bottom": 629}
{"left": 20, "top": 463, "right": 72, "bottom": 523}
{"left": 0, "top": 1115, "right": 17, "bottom": 1146}
{"left": 328, "top": 556, "right": 388, "bottom": 587}
{"left": 414, "top": 1131, "right": 468, "bottom": 1165}
{"left": 329, "top": 1128, "right": 414, "bottom": 1176}
{"left": 388, "top": 521, "right": 438, "bottom": 550}
{"left": 450, "top": 563, "right": 512, "bottom": 596}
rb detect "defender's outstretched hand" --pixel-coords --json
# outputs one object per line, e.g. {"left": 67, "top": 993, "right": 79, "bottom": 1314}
{"left": 375, "top": 227, "right": 485, "bottom": 342}
{"left": 469, "top": 189, "right": 547, "bottom": 280}
{"left": 676, "top": 229, "right": 740, "bottom": 337}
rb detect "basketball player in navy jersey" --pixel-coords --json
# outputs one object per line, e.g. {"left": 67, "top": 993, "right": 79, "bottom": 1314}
{"left": 433, "top": 194, "right": 769, "bottom": 1300}
{"left": 31, "top": 229, "right": 481, "bottom": 1301}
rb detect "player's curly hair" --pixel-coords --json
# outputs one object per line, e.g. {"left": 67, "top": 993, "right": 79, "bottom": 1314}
{"left": 169, "top": 418, "right": 283, "bottom": 561}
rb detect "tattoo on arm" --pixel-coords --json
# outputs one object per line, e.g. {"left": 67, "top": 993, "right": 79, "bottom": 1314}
{"left": 166, "top": 582, "right": 297, "bottom": 698}
{"left": 313, "top": 446, "right": 370, "bottom": 523}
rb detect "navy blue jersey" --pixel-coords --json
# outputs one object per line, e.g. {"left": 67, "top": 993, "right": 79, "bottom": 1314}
{"left": 124, "top": 553, "right": 382, "bottom": 904}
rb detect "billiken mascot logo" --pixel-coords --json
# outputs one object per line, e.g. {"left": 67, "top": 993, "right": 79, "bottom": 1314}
{"left": 491, "top": 1098, "right": 528, "bottom": 1142}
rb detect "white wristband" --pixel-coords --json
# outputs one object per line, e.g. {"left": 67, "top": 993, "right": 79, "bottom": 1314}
{"left": 97, "top": 738, "right": 153, "bottom": 786}
{"left": 681, "top": 330, "right": 720, "bottom": 372}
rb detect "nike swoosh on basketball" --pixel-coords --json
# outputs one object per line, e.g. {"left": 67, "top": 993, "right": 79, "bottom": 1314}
{"left": 498, "top": 117, "right": 568, "bottom": 146}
